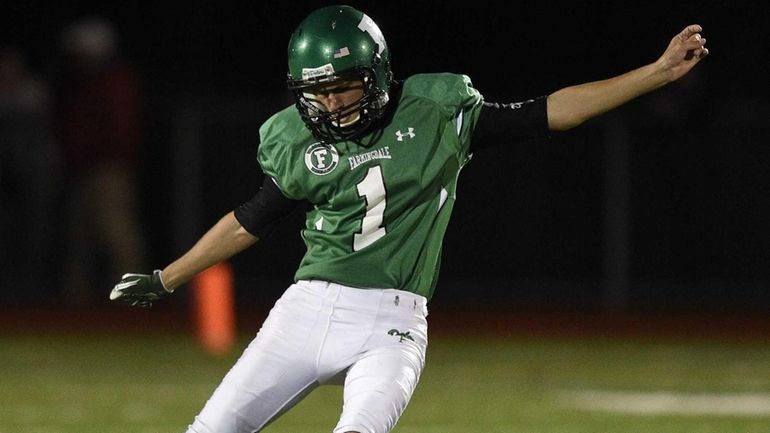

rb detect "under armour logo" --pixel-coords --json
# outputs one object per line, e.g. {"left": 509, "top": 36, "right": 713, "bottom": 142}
{"left": 395, "top": 128, "right": 415, "bottom": 141}
{"left": 388, "top": 329, "right": 415, "bottom": 343}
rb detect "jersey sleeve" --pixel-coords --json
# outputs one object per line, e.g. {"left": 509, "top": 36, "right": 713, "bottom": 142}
{"left": 449, "top": 75, "right": 484, "bottom": 160}
{"left": 256, "top": 107, "right": 307, "bottom": 200}
{"left": 404, "top": 73, "right": 485, "bottom": 163}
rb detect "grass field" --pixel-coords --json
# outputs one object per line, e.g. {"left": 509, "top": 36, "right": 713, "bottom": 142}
{"left": 3, "top": 319, "right": 770, "bottom": 433}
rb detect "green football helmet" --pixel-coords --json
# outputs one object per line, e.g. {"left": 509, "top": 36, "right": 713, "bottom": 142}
{"left": 287, "top": 5, "right": 393, "bottom": 143}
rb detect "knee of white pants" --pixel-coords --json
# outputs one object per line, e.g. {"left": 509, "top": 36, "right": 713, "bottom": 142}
{"left": 333, "top": 424, "right": 371, "bottom": 433}
{"left": 185, "top": 416, "right": 212, "bottom": 433}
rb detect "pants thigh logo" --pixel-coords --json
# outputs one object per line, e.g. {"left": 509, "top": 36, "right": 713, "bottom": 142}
{"left": 387, "top": 329, "right": 414, "bottom": 343}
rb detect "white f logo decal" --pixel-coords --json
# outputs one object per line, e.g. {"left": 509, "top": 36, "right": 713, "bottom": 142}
{"left": 304, "top": 142, "right": 339, "bottom": 175}
{"left": 313, "top": 149, "right": 328, "bottom": 168}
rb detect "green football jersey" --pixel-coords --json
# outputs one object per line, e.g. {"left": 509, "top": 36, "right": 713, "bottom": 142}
{"left": 257, "top": 73, "right": 483, "bottom": 300}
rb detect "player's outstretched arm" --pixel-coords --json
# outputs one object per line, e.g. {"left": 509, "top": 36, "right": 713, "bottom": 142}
{"left": 546, "top": 24, "right": 709, "bottom": 131}
{"left": 159, "top": 211, "right": 258, "bottom": 290}
{"left": 109, "top": 211, "right": 258, "bottom": 307}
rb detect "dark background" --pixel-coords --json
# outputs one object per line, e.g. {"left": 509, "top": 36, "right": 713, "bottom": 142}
{"left": 2, "top": 0, "right": 769, "bottom": 315}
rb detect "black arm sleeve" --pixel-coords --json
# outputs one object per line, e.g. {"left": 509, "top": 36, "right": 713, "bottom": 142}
{"left": 472, "top": 95, "right": 551, "bottom": 150}
{"left": 233, "top": 176, "right": 302, "bottom": 239}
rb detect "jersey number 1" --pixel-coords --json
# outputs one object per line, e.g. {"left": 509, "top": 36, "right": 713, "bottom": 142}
{"left": 354, "top": 165, "right": 387, "bottom": 251}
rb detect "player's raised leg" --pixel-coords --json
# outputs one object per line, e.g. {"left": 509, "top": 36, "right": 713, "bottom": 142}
{"left": 333, "top": 299, "right": 428, "bottom": 433}
{"left": 186, "top": 284, "right": 327, "bottom": 433}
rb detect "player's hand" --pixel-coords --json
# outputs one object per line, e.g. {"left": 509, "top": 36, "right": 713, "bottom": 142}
{"left": 657, "top": 24, "right": 709, "bottom": 82}
{"left": 109, "top": 270, "right": 172, "bottom": 308}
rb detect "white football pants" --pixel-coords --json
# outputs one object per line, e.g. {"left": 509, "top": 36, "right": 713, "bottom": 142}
{"left": 186, "top": 279, "right": 429, "bottom": 433}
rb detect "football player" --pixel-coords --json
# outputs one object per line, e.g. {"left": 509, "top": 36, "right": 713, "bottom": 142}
{"left": 110, "top": 5, "right": 708, "bottom": 433}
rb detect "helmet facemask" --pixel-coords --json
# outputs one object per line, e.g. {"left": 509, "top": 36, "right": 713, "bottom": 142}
{"left": 288, "top": 60, "right": 390, "bottom": 144}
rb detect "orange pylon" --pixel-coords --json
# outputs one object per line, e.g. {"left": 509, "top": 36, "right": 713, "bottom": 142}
{"left": 191, "top": 261, "right": 236, "bottom": 355}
